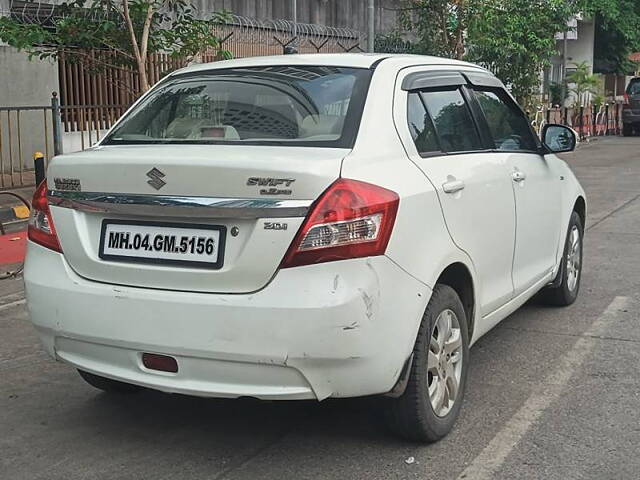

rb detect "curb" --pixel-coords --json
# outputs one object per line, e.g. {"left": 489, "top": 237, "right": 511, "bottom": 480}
{"left": 0, "top": 204, "right": 30, "bottom": 225}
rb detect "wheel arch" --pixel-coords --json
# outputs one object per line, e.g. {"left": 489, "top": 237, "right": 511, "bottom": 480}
{"left": 573, "top": 195, "right": 586, "bottom": 229}
{"left": 435, "top": 262, "right": 476, "bottom": 341}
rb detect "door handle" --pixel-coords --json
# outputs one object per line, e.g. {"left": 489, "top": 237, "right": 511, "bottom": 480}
{"left": 442, "top": 179, "right": 465, "bottom": 194}
{"left": 512, "top": 170, "right": 527, "bottom": 183}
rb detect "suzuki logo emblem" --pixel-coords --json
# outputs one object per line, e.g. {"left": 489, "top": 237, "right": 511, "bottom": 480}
{"left": 146, "top": 168, "right": 166, "bottom": 190}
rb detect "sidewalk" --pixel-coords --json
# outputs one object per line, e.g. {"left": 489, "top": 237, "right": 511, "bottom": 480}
{"left": 0, "top": 184, "right": 33, "bottom": 266}
{"left": 0, "top": 185, "right": 35, "bottom": 231}
{"left": 0, "top": 230, "right": 27, "bottom": 265}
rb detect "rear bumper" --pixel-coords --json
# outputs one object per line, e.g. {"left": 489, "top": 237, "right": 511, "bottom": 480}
{"left": 24, "top": 241, "right": 430, "bottom": 400}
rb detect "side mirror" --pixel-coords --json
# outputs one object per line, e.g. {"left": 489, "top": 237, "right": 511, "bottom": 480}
{"left": 541, "top": 124, "right": 577, "bottom": 153}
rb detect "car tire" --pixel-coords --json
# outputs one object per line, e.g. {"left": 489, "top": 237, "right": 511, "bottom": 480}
{"left": 622, "top": 123, "right": 633, "bottom": 137}
{"left": 384, "top": 284, "right": 469, "bottom": 442}
{"left": 540, "top": 211, "right": 583, "bottom": 306}
{"left": 77, "top": 369, "right": 143, "bottom": 394}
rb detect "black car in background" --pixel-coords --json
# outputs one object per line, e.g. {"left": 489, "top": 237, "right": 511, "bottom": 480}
{"left": 623, "top": 77, "right": 640, "bottom": 136}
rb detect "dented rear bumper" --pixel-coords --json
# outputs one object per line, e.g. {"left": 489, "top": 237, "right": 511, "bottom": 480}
{"left": 24, "top": 241, "right": 430, "bottom": 400}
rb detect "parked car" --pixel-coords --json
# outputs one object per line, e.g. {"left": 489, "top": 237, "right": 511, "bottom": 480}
{"left": 623, "top": 77, "right": 640, "bottom": 136}
{"left": 25, "top": 54, "right": 586, "bottom": 442}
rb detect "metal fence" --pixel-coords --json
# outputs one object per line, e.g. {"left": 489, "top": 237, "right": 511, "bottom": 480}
{"left": 0, "top": 95, "right": 128, "bottom": 190}
{"left": 57, "top": 14, "right": 363, "bottom": 116}
{"left": 0, "top": 104, "right": 54, "bottom": 189}
{"left": 529, "top": 103, "right": 625, "bottom": 140}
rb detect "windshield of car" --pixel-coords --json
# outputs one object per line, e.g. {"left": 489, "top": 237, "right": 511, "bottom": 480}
{"left": 103, "top": 66, "right": 372, "bottom": 148}
{"left": 628, "top": 80, "right": 640, "bottom": 95}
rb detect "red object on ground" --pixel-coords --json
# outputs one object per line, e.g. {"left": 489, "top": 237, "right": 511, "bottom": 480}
{"left": 0, "top": 230, "right": 27, "bottom": 264}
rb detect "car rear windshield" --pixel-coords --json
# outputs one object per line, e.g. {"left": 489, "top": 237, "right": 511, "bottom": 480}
{"left": 628, "top": 80, "right": 640, "bottom": 95}
{"left": 103, "top": 66, "right": 372, "bottom": 148}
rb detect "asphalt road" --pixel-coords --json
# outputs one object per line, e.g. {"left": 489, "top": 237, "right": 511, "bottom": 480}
{"left": 2, "top": 136, "right": 639, "bottom": 480}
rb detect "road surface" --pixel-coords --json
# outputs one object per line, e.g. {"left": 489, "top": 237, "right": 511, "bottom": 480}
{"left": 1, "top": 136, "right": 639, "bottom": 479}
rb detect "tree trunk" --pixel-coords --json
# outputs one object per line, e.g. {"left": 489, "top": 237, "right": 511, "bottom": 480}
{"left": 122, "top": 0, "right": 151, "bottom": 94}
{"left": 137, "top": 61, "right": 149, "bottom": 93}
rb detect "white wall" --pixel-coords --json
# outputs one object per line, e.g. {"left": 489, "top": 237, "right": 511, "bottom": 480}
{"left": 0, "top": 46, "right": 60, "bottom": 173}
{"left": 549, "top": 18, "right": 596, "bottom": 106}
{"left": 62, "top": 130, "right": 108, "bottom": 154}
{"left": 565, "top": 19, "right": 596, "bottom": 72}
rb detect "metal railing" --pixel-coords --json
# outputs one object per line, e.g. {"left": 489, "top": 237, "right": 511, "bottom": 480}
{"left": 56, "top": 15, "right": 363, "bottom": 114}
{"left": 0, "top": 94, "right": 129, "bottom": 189}
{"left": 0, "top": 104, "right": 54, "bottom": 190}
{"left": 529, "top": 103, "right": 625, "bottom": 141}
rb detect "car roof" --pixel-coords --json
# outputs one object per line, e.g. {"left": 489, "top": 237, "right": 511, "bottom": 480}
{"left": 171, "top": 53, "right": 485, "bottom": 77}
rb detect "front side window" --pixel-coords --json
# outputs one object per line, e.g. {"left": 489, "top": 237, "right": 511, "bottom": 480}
{"left": 473, "top": 89, "right": 538, "bottom": 152}
{"left": 420, "top": 89, "right": 483, "bottom": 153}
{"left": 103, "top": 66, "right": 372, "bottom": 148}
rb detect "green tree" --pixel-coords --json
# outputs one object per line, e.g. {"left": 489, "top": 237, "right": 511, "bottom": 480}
{"left": 567, "top": 61, "right": 599, "bottom": 106}
{"left": 465, "top": 0, "right": 574, "bottom": 105}
{"left": 396, "top": 0, "right": 574, "bottom": 105}
{"left": 0, "top": 0, "right": 230, "bottom": 94}
{"left": 580, "top": 0, "right": 640, "bottom": 74}
{"left": 398, "top": 0, "right": 472, "bottom": 59}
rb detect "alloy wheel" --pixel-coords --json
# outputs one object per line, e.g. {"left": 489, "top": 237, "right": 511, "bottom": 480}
{"left": 427, "top": 309, "right": 464, "bottom": 417}
{"left": 566, "top": 225, "right": 581, "bottom": 293}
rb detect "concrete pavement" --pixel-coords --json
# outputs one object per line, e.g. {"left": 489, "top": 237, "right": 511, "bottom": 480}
{"left": 1, "top": 136, "right": 639, "bottom": 479}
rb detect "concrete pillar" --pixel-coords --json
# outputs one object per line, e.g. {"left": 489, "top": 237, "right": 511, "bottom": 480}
{"left": 272, "top": 0, "right": 285, "bottom": 19}
{"left": 309, "top": 0, "right": 321, "bottom": 24}
{"left": 255, "top": 0, "right": 268, "bottom": 20}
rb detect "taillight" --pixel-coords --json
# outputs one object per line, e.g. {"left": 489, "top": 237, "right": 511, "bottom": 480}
{"left": 623, "top": 93, "right": 630, "bottom": 106}
{"left": 28, "top": 180, "right": 62, "bottom": 253}
{"left": 281, "top": 178, "right": 399, "bottom": 268}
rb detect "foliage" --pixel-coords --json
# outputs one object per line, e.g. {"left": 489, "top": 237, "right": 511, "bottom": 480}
{"left": 579, "top": 0, "right": 640, "bottom": 74}
{"left": 465, "top": 0, "right": 574, "bottom": 105}
{"left": 396, "top": 0, "right": 574, "bottom": 105}
{"left": 566, "top": 61, "right": 599, "bottom": 107}
{"left": 375, "top": 32, "right": 412, "bottom": 54}
{"left": 0, "top": 0, "right": 230, "bottom": 93}
{"left": 549, "top": 82, "right": 568, "bottom": 107}
{"left": 398, "top": 0, "right": 472, "bottom": 59}
{"left": 592, "top": 93, "right": 605, "bottom": 111}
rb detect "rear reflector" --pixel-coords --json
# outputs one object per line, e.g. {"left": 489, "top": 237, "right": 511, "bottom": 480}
{"left": 142, "top": 353, "right": 178, "bottom": 373}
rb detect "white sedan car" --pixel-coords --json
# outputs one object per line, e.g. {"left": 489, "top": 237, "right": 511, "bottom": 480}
{"left": 25, "top": 54, "right": 585, "bottom": 442}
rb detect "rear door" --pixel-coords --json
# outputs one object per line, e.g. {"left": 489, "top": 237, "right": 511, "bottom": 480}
{"left": 395, "top": 69, "right": 516, "bottom": 316}
{"left": 469, "top": 84, "right": 562, "bottom": 294}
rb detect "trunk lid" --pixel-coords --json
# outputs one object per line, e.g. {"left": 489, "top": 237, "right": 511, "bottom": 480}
{"left": 48, "top": 144, "right": 346, "bottom": 293}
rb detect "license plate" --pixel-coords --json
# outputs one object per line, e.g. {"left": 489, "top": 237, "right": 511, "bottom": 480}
{"left": 99, "top": 220, "right": 226, "bottom": 269}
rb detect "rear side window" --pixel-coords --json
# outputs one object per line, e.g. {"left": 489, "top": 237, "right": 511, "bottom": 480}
{"left": 473, "top": 89, "right": 538, "bottom": 152}
{"left": 407, "top": 92, "right": 440, "bottom": 154}
{"left": 628, "top": 80, "right": 640, "bottom": 95}
{"left": 419, "top": 89, "right": 483, "bottom": 153}
{"left": 103, "top": 66, "right": 372, "bottom": 148}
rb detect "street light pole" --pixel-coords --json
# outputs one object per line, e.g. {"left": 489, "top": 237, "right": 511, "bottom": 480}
{"left": 561, "top": 30, "right": 568, "bottom": 106}
{"left": 367, "top": 0, "right": 375, "bottom": 53}
{"left": 292, "top": 0, "right": 297, "bottom": 40}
